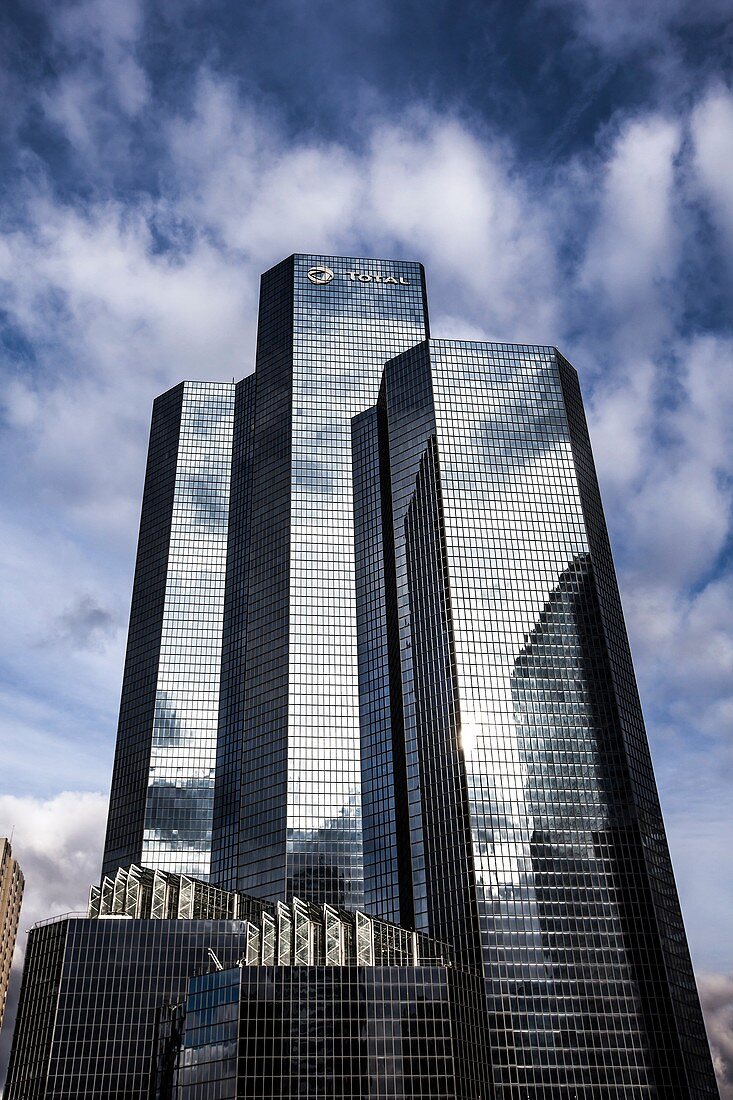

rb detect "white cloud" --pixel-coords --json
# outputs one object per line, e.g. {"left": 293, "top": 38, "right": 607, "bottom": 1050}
{"left": 579, "top": 115, "right": 682, "bottom": 350}
{"left": 166, "top": 73, "right": 363, "bottom": 261}
{"left": 166, "top": 81, "right": 560, "bottom": 342}
{"left": 698, "top": 973, "right": 733, "bottom": 1098}
{"left": 586, "top": 357, "right": 657, "bottom": 501}
{"left": 0, "top": 94, "right": 271, "bottom": 813}
{"left": 39, "top": 0, "right": 149, "bottom": 158}
{"left": 691, "top": 85, "right": 733, "bottom": 248}
{"left": 594, "top": 333, "right": 733, "bottom": 679}
{"left": 365, "top": 117, "right": 559, "bottom": 341}
{"left": 0, "top": 793, "right": 107, "bottom": 928}
{"left": 579, "top": 329, "right": 733, "bottom": 920}
{"left": 544, "top": 0, "right": 731, "bottom": 52}
{"left": 0, "top": 86, "right": 565, "bottom": 556}
{"left": 0, "top": 195, "right": 257, "bottom": 540}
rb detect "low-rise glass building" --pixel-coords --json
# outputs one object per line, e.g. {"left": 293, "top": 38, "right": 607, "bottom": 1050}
{"left": 158, "top": 964, "right": 488, "bottom": 1100}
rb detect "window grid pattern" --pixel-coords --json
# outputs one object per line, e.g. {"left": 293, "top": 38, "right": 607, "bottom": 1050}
{"left": 102, "top": 382, "right": 235, "bottom": 881}
{"left": 4, "top": 918, "right": 253, "bottom": 1100}
{"left": 103, "top": 383, "right": 184, "bottom": 876}
{"left": 374, "top": 339, "right": 717, "bottom": 1097}
{"left": 432, "top": 340, "right": 670, "bottom": 1094}
{"left": 7, "top": 899, "right": 458, "bottom": 1098}
{"left": 352, "top": 407, "right": 411, "bottom": 926}
{"left": 237, "top": 257, "right": 295, "bottom": 901}
{"left": 142, "top": 381, "right": 236, "bottom": 879}
{"left": 4, "top": 915, "right": 66, "bottom": 1099}
{"left": 287, "top": 254, "right": 427, "bottom": 908}
{"left": 167, "top": 965, "right": 489, "bottom": 1099}
{"left": 374, "top": 343, "right": 442, "bottom": 936}
{"left": 404, "top": 435, "right": 483, "bottom": 974}
{"left": 237, "top": 254, "right": 428, "bottom": 906}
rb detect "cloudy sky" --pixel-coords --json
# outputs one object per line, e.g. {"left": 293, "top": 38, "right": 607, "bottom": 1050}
{"left": 1, "top": 0, "right": 732, "bottom": 1089}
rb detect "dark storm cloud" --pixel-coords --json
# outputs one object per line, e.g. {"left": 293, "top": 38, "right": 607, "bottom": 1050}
{"left": 50, "top": 595, "right": 118, "bottom": 651}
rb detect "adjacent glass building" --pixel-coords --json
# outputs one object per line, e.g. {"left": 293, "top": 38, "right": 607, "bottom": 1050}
{"left": 149, "top": 889, "right": 487, "bottom": 1099}
{"left": 103, "top": 381, "right": 236, "bottom": 880}
{"left": 353, "top": 339, "right": 718, "bottom": 1097}
{"left": 7, "top": 872, "right": 477, "bottom": 1099}
{"left": 4, "top": 912, "right": 252, "bottom": 1100}
{"left": 7, "top": 256, "right": 719, "bottom": 1099}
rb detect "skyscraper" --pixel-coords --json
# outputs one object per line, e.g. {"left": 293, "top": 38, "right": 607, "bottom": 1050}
{"left": 103, "top": 254, "right": 429, "bottom": 906}
{"left": 0, "top": 839, "right": 23, "bottom": 1035}
{"left": 6, "top": 256, "right": 718, "bottom": 1099}
{"left": 211, "top": 255, "right": 428, "bottom": 907}
{"left": 353, "top": 338, "right": 718, "bottom": 1096}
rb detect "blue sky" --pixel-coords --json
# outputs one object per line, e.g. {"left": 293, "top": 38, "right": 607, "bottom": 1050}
{"left": 1, "top": 0, "right": 732, "bottom": 1087}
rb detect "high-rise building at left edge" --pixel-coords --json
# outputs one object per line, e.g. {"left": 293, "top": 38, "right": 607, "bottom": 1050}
{"left": 5, "top": 254, "right": 719, "bottom": 1099}
{"left": 0, "top": 839, "right": 24, "bottom": 1036}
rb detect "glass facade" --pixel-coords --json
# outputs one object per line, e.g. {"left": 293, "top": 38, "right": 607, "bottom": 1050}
{"left": 7, "top": 879, "right": 462, "bottom": 1099}
{"left": 103, "top": 381, "right": 236, "bottom": 880}
{"left": 4, "top": 916, "right": 253, "bottom": 1100}
{"left": 352, "top": 406, "right": 412, "bottom": 926}
{"left": 211, "top": 376, "right": 256, "bottom": 889}
{"left": 147, "top": 888, "right": 483, "bottom": 1099}
{"left": 160, "top": 964, "right": 488, "bottom": 1100}
{"left": 354, "top": 339, "right": 718, "bottom": 1097}
{"left": 213, "top": 254, "right": 429, "bottom": 906}
{"left": 104, "top": 256, "right": 429, "bottom": 901}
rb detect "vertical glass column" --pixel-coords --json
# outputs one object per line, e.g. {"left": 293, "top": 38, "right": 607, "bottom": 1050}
{"left": 236, "top": 254, "right": 428, "bottom": 907}
{"left": 103, "top": 383, "right": 184, "bottom": 877}
{"left": 285, "top": 254, "right": 428, "bottom": 907}
{"left": 351, "top": 405, "right": 412, "bottom": 925}
{"left": 142, "top": 381, "right": 235, "bottom": 879}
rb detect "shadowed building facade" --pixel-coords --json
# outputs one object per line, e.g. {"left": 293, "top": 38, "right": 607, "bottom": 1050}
{"left": 152, "top": 891, "right": 487, "bottom": 1099}
{"left": 157, "top": 964, "right": 488, "bottom": 1100}
{"left": 5, "top": 915, "right": 251, "bottom": 1100}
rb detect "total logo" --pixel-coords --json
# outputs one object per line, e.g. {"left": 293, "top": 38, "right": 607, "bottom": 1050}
{"left": 307, "top": 266, "right": 410, "bottom": 286}
{"left": 307, "top": 266, "right": 335, "bottom": 284}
